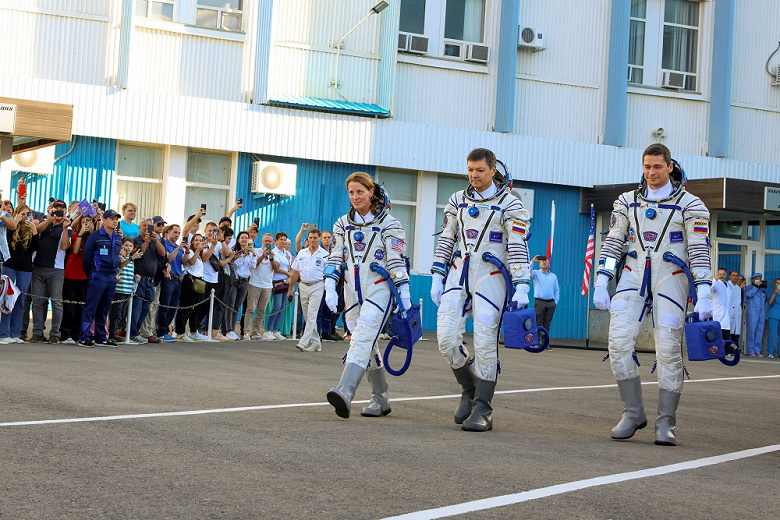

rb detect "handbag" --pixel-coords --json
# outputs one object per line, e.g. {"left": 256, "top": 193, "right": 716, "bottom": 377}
{"left": 190, "top": 275, "right": 207, "bottom": 294}
{"left": 272, "top": 278, "right": 289, "bottom": 294}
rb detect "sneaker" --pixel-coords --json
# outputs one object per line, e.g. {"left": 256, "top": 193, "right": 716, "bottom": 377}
{"left": 146, "top": 335, "right": 161, "bottom": 344}
{"left": 0, "top": 337, "right": 11, "bottom": 344}
{"left": 131, "top": 336, "right": 148, "bottom": 344}
{"left": 769, "top": 355, "right": 775, "bottom": 359}
{"left": 378, "top": 333, "right": 391, "bottom": 340}
{"left": 179, "top": 333, "right": 194, "bottom": 342}
{"left": 209, "top": 331, "right": 225, "bottom": 341}
{"left": 61, "top": 337, "right": 77, "bottom": 345}
{"left": 12, "top": 337, "right": 24, "bottom": 344}
{"left": 242, "top": 333, "right": 252, "bottom": 341}
{"left": 125, "top": 337, "right": 140, "bottom": 345}
{"left": 263, "top": 331, "right": 276, "bottom": 341}
{"left": 160, "top": 334, "right": 177, "bottom": 342}
{"left": 191, "top": 332, "right": 208, "bottom": 341}
{"left": 322, "top": 334, "right": 335, "bottom": 342}
{"left": 96, "top": 338, "right": 118, "bottom": 348}
{"left": 48, "top": 336, "right": 61, "bottom": 344}
{"left": 273, "top": 331, "right": 286, "bottom": 341}
{"left": 332, "top": 333, "right": 344, "bottom": 341}
{"left": 29, "top": 334, "right": 47, "bottom": 343}
{"left": 77, "top": 339, "right": 94, "bottom": 348}
{"left": 547, "top": 347, "right": 554, "bottom": 351}
{"left": 296, "top": 343, "right": 307, "bottom": 351}
{"left": 250, "top": 334, "right": 263, "bottom": 341}
{"left": 226, "top": 331, "right": 240, "bottom": 341}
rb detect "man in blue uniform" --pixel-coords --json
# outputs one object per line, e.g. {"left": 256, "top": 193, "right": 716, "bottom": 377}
{"left": 79, "top": 209, "right": 123, "bottom": 347}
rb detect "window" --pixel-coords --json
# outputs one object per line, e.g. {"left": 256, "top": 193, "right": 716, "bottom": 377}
{"left": 435, "top": 175, "right": 467, "bottom": 248}
{"left": 377, "top": 170, "right": 418, "bottom": 265}
{"left": 115, "top": 144, "right": 164, "bottom": 218}
{"left": 399, "top": 0, "right": 485, "bottom": 60}
{"left": 135, "top": 0, "right": 174, "bottom": 21}
{"left": 196, "top": 0, "right": 243, "bottom": 31}
{"left": 185, "top": 151, "right": 231, "bottom": 230}
{"left": 400, "top": 0, "right": 426, "bottom": 35}
{"left": 628, "top": 0, "right": 701, "bottom": 91}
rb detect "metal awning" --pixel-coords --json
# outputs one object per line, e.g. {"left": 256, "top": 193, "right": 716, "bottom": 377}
{"left": 267, "top": 94, "right": 390, "bottom": 118}
{"left": 0, "top": 97, "right": 73, "bottom": 161}
{"left": 580, "top": 178, "right": 780, "bottom": 216}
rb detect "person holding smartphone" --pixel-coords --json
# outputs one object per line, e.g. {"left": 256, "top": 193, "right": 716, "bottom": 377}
{"left": 244, "top": 233, "right": 278, "bottom": 340}
{"left": 0, "top": 205, "right": 38, "bottom": 344}
{"left": 0, "top": 198, "right": 18, "bottom": 280}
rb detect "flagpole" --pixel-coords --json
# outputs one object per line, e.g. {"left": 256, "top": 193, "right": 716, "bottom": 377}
{"left": 585, "top": 204, "right": 594, "bottom": 348}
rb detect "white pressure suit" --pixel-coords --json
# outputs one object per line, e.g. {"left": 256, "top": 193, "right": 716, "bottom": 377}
{"left": 325, "top": 186, "right": 409, "bottom": 419}
{"left": 597, "top": 174, "right": 711, "bottom": 445}
{"left": 432, "top": 178, "right": 531, "bottom": 431}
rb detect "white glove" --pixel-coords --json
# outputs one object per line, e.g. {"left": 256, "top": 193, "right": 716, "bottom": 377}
{"left": 694, "top": 284, "right": 713, "bottom": 320}
{"left": 512, "top": 283, "right": 530, "bottom": 307}
{"left": 430, "top": 273, "right": 445, "bottom": 307}
{"left": 324, "top": 278, "right": 338, "bottom": 313}
{"left": 593, "top": 273, "right": 611, "bottom": 311}
{"left": 398, "top": 284, "right": 412, "bottom": 313}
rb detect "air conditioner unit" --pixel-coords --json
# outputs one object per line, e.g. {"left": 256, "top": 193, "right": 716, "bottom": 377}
{"left": 398, "top": 33, "right": 410, "bottom": 52}
{"left": 11, "top": 146, "right": 56, "bottom": 175}
{"left": 220, "top": 12, "right": 242, "bottom": 31}
{"left": 252, "top": 161, "right": 297, "bottom": 196}
{"left": 465, "top": 44, "right": 489, "bottom": 64}
{"left": 408, "top": 34, "right": 429, "bottom": 54}
{"left": 517, "top": 26, "right": 546, "bottom": 51}
{"left": 662, "top": 71, "right": 685, "bottom": 89}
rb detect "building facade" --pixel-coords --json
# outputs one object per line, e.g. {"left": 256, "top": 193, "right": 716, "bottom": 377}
{"left": 1, "top": 0, "right": 778, "bottom": 340}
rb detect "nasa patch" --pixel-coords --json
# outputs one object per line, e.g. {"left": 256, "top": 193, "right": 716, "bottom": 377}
{"left": 354, "top": 242, "right": 366, "bottom": 252}
{"left": 669, "top": 231, "right": 683, "bottom": 243}
{"left": 374, "top": 249, "right": 384, "bottom": 260}
{"left": 466, "top": 229, "right": 478, "bottom": 239}
{"left": 609, "top": 213, "right": 617, "bottom": 228}
{"left": 489, "top": 231, "right": 503, "bottom": 243}
{"left": 643, "top": 231, "right": 658, "bottom": 242}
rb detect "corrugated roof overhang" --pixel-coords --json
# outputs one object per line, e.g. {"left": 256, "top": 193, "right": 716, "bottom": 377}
{"left": 0, "top": 97, "right": 73, "bottom": 160}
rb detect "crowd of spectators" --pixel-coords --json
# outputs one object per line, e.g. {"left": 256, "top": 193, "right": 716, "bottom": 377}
{"left": 0, "top": 186, "right": 348, "bottom": 347}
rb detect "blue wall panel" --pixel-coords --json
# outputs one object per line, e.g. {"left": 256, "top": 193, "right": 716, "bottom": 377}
{"left": 10, "top": 136, "right": 117, "bottom": 211}
{"left": 232, "top": 153, "right": 375, "bottom": 247}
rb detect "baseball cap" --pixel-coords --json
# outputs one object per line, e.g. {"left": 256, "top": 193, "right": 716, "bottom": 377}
{"left": 152, "top": 216, "right": 167, "bottom": 225}
{"left": 751, "top": 272, "right": 762, "bottom": 279}
{"left": 103, "top": 209, "right": 120, "bottom": 219}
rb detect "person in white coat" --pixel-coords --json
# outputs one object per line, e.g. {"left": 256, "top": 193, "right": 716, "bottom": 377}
{"left": 727, "top": 270, "right": 743, "bottom": 348}
{"left": 593, "top": 143, "right": 712, "bottom": 446}
{"left": 431, "top": 148, "right": 531, "bottom": 432}
{"left": 324, "top": 172, "right": 411, "bottom": 419}
{"left": 711, "top": 268, "right": 731, "bottom": 340}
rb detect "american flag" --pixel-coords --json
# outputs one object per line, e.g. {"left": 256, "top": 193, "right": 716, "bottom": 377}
{"left": 581, "top": 204, "right": 595, "bottom": 296}
{"left": 390, "top": 238, "right": 406, "bottom": 252}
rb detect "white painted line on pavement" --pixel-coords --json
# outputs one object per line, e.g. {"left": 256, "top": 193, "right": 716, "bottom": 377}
{"left": 1, "top": 374, "right": 777, "bottom": 428}
{"left": 381, "top": 444, "right": 780, "bottom": 520}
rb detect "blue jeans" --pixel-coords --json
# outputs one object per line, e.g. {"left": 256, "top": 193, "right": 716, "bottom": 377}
{"left": 268, "top": 291, "right": 286, "bottom": 332}
{"left": 156, "top": 276, "right": 182, "bottom": 337}
{"left": 0, "top": 267, "right": 32, "bottom": 338}
{"left": 80, "top": 271, "right": 117, "bottom": 342}
{"left": 130, "top": 278, "right": 155, "bottom": 338}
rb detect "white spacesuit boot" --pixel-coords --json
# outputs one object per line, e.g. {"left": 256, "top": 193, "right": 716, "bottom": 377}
{"left": 611, "top": 377, "right": 647, "bottom": 439}
{"left": 655, "top": 389, "right": 681, "bottom": 446}
{"left": 327, "top": 363, "right": 366, "bottom": 419}
{"left": 361, "top": 367, "right": 391, "bottom": 417}
{"left": 461, "top": 378, "right": 497, "bottom": 432}
{"left": 451, "top": 364, "right": 476, "bottom": 424}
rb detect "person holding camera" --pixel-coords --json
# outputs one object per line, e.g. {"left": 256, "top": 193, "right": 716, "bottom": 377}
{"left": 766, "top": 278, "right": 780, "bottom": 359}
{"left": 156, "top": 224, "right": 187, "bottom": 342}
{"left": 29, "top": 199, "right": 71, "bottom": 343}
{"left": 0, "top": 205, "right": 38, "bottom": 344}
{"left": 744, "top": 273, "right": 767, "bottom": 357}
{"left": 60, "top": 215, "right": 94, "bottom": 344}
{"left": 175, "top": 232, "right": 208, "bottom": 341}
{"left": 0, "top": 198, "right": 18, "bottom": 279}
{"left": 224, "top": 231, "right": 256, "bottom": 340}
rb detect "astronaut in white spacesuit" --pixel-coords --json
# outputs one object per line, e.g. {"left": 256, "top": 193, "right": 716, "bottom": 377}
{"left": 431, "top": 148, "right": 532, "bottom": 432}
{"left": 324, "top": 172, "right": 411, "bottom": 419}
{"left": 593, "top": 143, "right": 712, "bottom": 446}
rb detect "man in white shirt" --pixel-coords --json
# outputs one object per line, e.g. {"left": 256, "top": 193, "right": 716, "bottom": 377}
{"left": 727, "top": 270, "right": 743, "bottom": 347}
{"left": 246, "top": 233, "right": 278, "bottom": 340}
{"left": 711, "top": 268, "right": 731, "bottom": 340}
{"left": 288, "top": 228, "right": 329, "bottom": 352}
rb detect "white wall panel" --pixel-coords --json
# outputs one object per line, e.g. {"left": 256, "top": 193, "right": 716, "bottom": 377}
{"left": 515, "top": 80, "right": 601, "bottom": 142}
{"left": 267, "top": 45, "right": 379, "bottom": 102}
{"left": 393, "top": 63, "right": 493, "bottom": 130}
{"left": 732, "top": 1, "right": 780, "bottom": 109}
{"left": 273, "top": 0, "right": 382, "bottom": 54}
{"left": 130, "top": 27, "right": 245, "bottom": 102}
{"left": 0, "top": 8, "right": 110, "bottom": 86}
{"left": 517, "top": 0, "right": 609, "bottom": 87}
{"left": 731, "top": 106, "right": 780, "bottom": 165}
{"left": 626, "top": 92, "right": 709, "bottom": 156}
{"left": 8, "top": 0, "right": 110, "bottom": 16}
